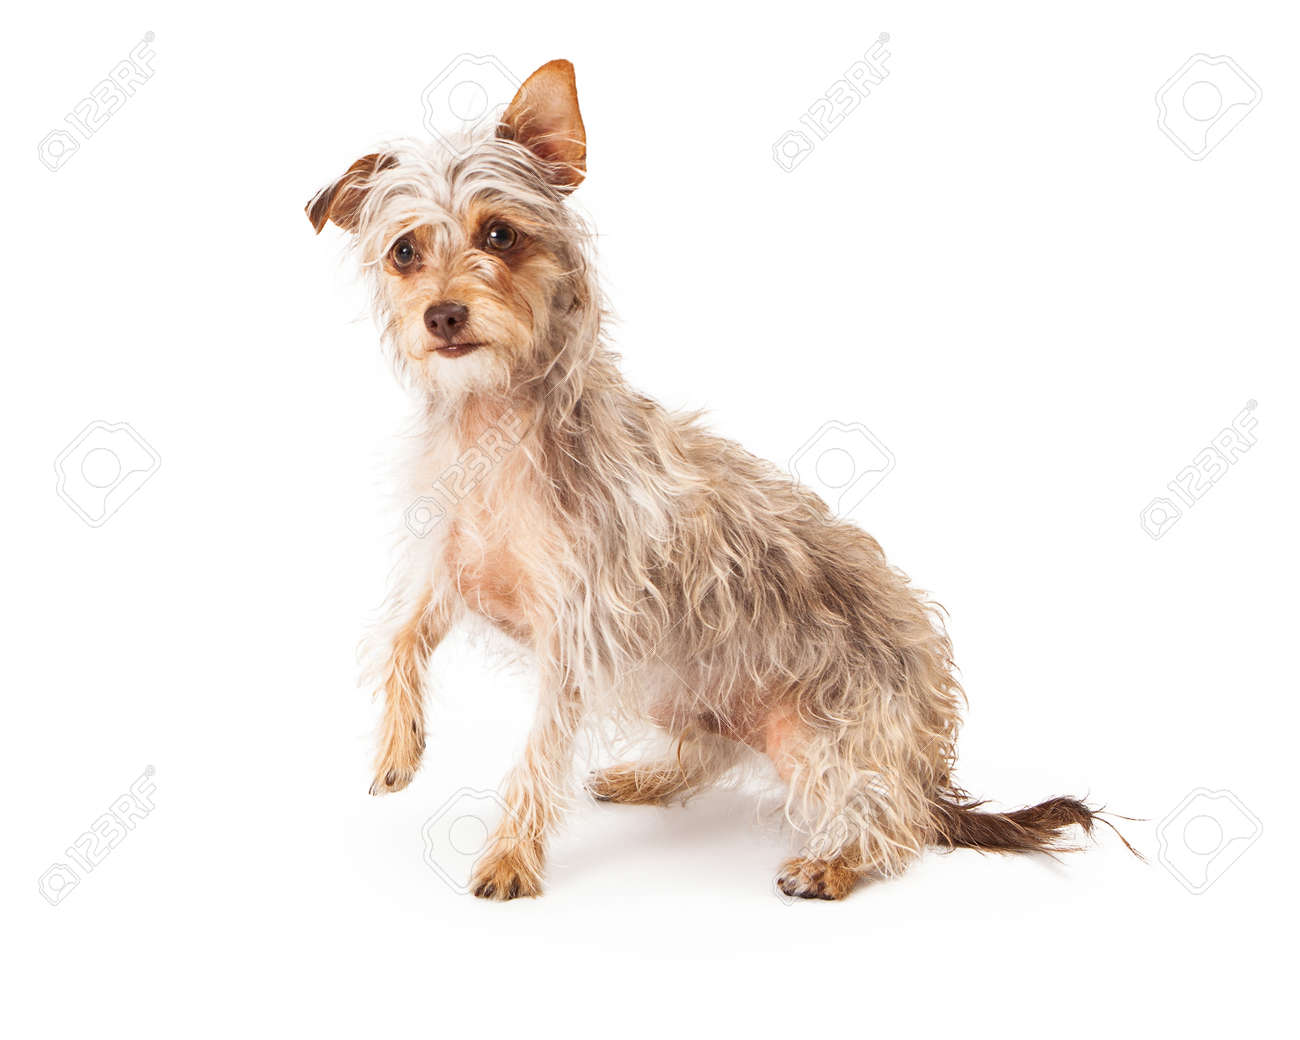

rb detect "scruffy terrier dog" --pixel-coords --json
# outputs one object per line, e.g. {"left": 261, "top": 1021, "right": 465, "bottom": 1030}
{"left": 308, "top": 60, "right": 1127, "bottom": 900}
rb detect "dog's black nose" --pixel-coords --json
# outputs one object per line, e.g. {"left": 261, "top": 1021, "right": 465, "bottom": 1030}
{"left": 424, "top": 302, "right": 469, "bottom": 342}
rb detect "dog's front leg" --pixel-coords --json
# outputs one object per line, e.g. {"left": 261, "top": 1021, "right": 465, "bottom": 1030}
{"left": 471, "top": 681, "right": 584, "bottom": 900}
{"left": 368, "top": 591, "right": 450, "bottom": 796}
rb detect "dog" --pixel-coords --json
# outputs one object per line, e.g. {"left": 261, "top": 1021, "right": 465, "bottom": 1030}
{"left": 307, "top": 59, "right": 1132, "bottom": 900}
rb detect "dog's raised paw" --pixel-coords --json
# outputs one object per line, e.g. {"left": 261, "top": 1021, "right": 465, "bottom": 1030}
{"left": 369, "top": 764, "right": 415, "bottom": 796}
{"left": 776, "top": 856, "right": 859, "bottom": 901}
{"left": 370, "top": 723, "right": 424, "bottom": 796}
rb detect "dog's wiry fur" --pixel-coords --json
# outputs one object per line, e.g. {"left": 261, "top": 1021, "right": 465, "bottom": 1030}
{"left": 309, "top": 60, "right": 1130, "bottom": 900}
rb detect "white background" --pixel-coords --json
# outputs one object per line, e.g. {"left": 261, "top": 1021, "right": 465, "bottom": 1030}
{"left": 5, "top": 2, "right": 1297, "bottom": 1036}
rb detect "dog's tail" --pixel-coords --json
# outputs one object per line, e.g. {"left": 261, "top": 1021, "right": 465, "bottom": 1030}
{"left": 932, "top": 794, "right": 1143, "bottom": 859}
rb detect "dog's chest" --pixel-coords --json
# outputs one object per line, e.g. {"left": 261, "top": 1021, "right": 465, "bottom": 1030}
{"left": 427, "top": 444, "right": 549, "bottom": 643}
{"left": 443, "top": 517, "right": 532, "bottom": 640}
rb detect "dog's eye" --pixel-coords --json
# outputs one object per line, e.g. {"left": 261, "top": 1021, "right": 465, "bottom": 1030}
{"left": 485, "top": 223, "right": 518, "bottom": 251}
{"left": 391, "top": 238, "right": 417, "bottom": 268}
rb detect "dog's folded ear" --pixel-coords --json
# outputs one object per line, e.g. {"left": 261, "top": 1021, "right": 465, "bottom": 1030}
{"left": 305, "top": 152, "right": 395, "bottom": 233}
{"left": 498, "top": 59, "right": 586, "bottom": 192}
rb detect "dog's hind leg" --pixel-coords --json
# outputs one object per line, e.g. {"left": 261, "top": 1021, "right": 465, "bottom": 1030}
{"left": 586, "top": 725, "right": 742, "bottom": 805}
{"left": 767, "top": 707, "right": 938, "bottom": 901}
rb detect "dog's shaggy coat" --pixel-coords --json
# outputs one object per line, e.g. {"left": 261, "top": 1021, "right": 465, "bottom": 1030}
{"left": 308, "top": 60, "right": 1126, "bottom": 900}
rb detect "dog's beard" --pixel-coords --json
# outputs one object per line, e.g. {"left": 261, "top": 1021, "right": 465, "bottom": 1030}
{"left": 389, "top": 327, "right": 519, "bottom": 398}
{"left": 422, "top": 344, "right": 514, "bottom": 396}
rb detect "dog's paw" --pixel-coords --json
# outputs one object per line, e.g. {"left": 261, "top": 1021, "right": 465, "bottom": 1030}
{"left": 470, "top": 843, "right": 544, "bottom": 901}
{"left": 776, "top": 856, "right": 859, "bottom": 901}
{"left": 585, "top": 765, "right": 635, "bottom": 803}
{"left": 369, "top": 763, "right": 416, "bottom": 796}
{"left": 370, "top": 720, "right": 425, "bottom": 796}
{"left": 585, "top": 764, "right": 679, "bottom": 805}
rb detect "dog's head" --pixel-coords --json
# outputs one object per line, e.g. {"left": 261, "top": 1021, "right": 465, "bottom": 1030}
{"left": 308, "top": 60, "right": 592, "bottom": 397}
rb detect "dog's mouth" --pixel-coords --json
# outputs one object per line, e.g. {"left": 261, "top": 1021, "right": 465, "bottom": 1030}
{"left": 432, "top": 342, "right": 485, "bottom": 359}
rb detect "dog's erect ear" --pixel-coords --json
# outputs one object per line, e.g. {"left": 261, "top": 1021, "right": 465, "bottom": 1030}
{"left": 305, "top": 153, "right": 395, "bottom": 233}
{"left": 498, "top": 60, "right": 586, "bottom": 191}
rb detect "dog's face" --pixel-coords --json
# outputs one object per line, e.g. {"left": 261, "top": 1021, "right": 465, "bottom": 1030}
{"left": 308, "top": 60, "right": 589, "bottom": 396}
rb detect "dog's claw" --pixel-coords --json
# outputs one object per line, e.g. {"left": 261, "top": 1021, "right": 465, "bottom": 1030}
{"left": 585, "top": 771, "right": 615, "bottom": 802}
{"left": 369, "top": 764, "right": 415, "bottom": 796}
{"left": 776, "top": 856, "right": 860, "bottom": 901}
{"left": 472, "top": 876, "right": 523, "bottom": 900}
{"left": 777, "top": 870, "right": 833, "bottom": 900}
{"left": 469, "top": 844, "right": 542, "bottom": 901}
